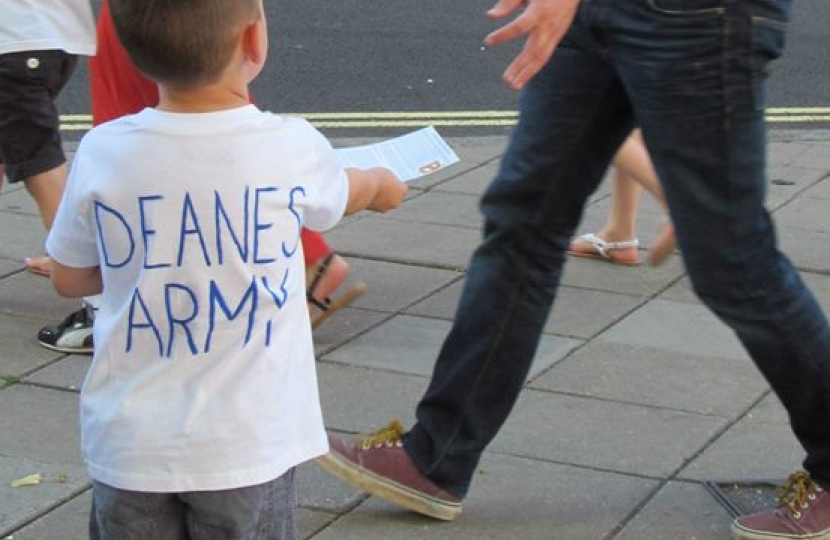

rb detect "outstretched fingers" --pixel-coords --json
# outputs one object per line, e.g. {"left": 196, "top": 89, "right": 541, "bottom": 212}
{"left": 485, "top": 0, "right": 582, "bottom": 90}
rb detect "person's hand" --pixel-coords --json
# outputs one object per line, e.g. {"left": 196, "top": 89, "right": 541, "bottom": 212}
{"left": 485, "top": 0, "right": 582, "bottom": 90}
{"left": 369, "top": 168, "right": 408, "bottom": 213}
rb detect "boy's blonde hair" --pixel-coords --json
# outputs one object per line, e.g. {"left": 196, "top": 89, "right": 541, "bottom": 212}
{"left": 110, "top": 0, "right": 260, "bottom": 89}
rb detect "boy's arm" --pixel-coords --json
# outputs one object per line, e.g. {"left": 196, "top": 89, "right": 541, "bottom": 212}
{"left": 50, "top": 260, "right": 103, "bottom": 298}
{"left": 345, "top": 168, "right": 407, "bottom": 215}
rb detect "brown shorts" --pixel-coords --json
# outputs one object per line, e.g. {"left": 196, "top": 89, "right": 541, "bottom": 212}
{"left": 0, "top": 50, "right": 78, "bottom": 182}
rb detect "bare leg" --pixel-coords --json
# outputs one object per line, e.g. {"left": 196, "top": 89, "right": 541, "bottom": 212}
{"left": 23, "top": 163, "right": 67, "bottom": 230}
{"left": 612, "top": 129, "right": 664, "bottom": 204}
{"left": 597, "top": 169, "right": 643, "bottom": 242}
{"left": 570, "top": 129, "right": 675, "bottom": 266}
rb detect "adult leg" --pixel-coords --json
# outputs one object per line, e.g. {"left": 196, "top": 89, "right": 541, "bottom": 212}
{"left": 0, "top": 49, "right": 77, "bottom": 278}
{"left": 567, "top": 166, "right": 644, "bottom": 265}
{"left": 610, "top": 1, "right": 830, "bottom": 537}
{"left": 321, "top": 13, "right": 636, "bottom": 518}
{"left": 611, "top": 129, "right": 674, "bottom": 265}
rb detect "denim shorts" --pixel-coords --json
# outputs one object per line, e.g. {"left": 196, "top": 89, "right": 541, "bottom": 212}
{"left": 90, "top": 469, "right": 297, "bottom": 540}
{"left": 0, "top": 50, "right": 77, "bottom": 182}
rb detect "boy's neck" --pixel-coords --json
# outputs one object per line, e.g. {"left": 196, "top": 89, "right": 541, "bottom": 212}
{"left": 157, "top": 84, "right": 250, "bottom": 113}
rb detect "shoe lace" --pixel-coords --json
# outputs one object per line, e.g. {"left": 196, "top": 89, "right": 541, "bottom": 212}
{"left": 777, "top": 470, "right": 824, "bottom": 519}
{"left": 359, "top": 420, "right": 405, "bottom": 450}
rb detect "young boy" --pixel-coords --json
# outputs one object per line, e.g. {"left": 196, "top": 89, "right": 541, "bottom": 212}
{"left": 45, "top": 0, "right": 407, "bottom": 538}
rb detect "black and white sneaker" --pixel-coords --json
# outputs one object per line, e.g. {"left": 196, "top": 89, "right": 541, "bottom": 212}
{"left": 37, "top": 305, "right": 94, "bottom": 354}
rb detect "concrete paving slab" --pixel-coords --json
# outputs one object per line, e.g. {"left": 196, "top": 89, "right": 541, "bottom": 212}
{"left": 531, "top": 341, "right": 769, "bottom": 417}
{"left": 317, "top": 363, "right": 425, "bottom": 432}
{"left": 3, "top": 490, "right": 89, "bottom": 540}
{"left": 766, "top": 165, "right": 828, "bottom": 209}
{"left": 747, "top": 393, "right": 789, "bottom": 424}
{"left": 614, "top": 481, "right": 734, "bottom": 540}
{"left": 803, "top": 175, "right": 830, "bottom": 199}
{"left": 783, "top": 141, "right": 830, "bottom": 170}
{"left": 0, "top": 313, "right": 65, "bottom": 377}
{"left": 441, "top": 136, "right": 507, "bottom": 168}
{"left": 774, "top": 196, "right": 830, "bottom": 232}
{"left": 547, "top": 286, "right": 647, "bottom": 339}
{"left": 403, "top": 279, "right": 462, "bottom": 319}
{"left": 321, "top": 314, "right": 582, "bottom": 379}
{"left": 0, "top": 273, "right": 80, "bottom": 320}
{"left": 434, "top": 159, "right": 499, "bottom": 195}
{"left": 0, "top": 189, "right": 39, "bottom": 217}
{"left": 777, "top": 226, "right": 830, "bottom": 272}
{"left": 560, "top": 256, "right": 686, "bottom": 297}
{"left": 656, "top": 276, "right": 700, "bottom": 305}
{"left": 0, "top": 386, "right": 81, "bottom": 465}
{"left": 346, "top": 256, "right": 462, "bottom": 313}
{"left": 311, "top": 452, "right": 658, "bottom": 540}
{"left": 0, "top": 458, "right": 88, "bottom": 539}
{"left": 387, "top": 191, "right": 483, "bottom": 229}
{"left": 407, "top": 279, "right": 646, "bottom": 339}
{"left": 678, "top": 397, "right": 803, "bottom": 483}
{"left": 597, "top": 299, "right": 750, "bottom": 362}
{"left": 296, "top": 460, "right": 365, "bottom": 514}
{"left": 313, "top": 308, "right": 391, "bottom": 357}
{"left": 24, "top": 356, "right": 90, "bottom": 392}
{"left": 0, "top": 212, "right": 45, "bottom": 264}
{"left": 325, "top": 217, "right": 480, "bottom": 270}
{"left": 492, "top": 390, "right": 727, "bottom": 477}
{"left": 801, "top": 271, "right": 830, "bottom": 313}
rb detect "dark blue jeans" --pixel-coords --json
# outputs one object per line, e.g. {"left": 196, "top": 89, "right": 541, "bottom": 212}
{"left": 405, "top": 0, "right": 830, "bottom": 498}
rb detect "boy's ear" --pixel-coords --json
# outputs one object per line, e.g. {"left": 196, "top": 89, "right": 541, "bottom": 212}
{"left": 242, "top": 17, "right": 267, "bottom": 66}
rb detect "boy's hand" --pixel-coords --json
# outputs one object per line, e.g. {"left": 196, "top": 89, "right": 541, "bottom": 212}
{"left": 367, "top": 167, "right": 407, "bottom": 213}
{"left": 345, "top": 167, "right": 408, "bottom": 215}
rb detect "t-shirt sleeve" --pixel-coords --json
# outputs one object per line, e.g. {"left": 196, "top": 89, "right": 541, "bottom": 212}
{"left": 300, "top": 124, "right": 349, "bottom": 232}
{"left": 45, "top": 144, "right": 100, "bottom": 268}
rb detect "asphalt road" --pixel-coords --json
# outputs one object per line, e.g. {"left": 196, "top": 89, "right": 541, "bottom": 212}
{"left": 56, "top": 0, "right": 830, "bottom": 138}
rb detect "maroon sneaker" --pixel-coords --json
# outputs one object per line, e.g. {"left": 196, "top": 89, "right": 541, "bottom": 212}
{"left": 316, "top": 420, "right": 462, "bottom": 521}
{"left": 732, "top": 470, "right": 830, "bottom": 540}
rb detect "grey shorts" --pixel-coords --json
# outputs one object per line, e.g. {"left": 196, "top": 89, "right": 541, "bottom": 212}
{"left": 0, "top": 50, "right": 77, "bottom": 182}
{"left": 90, "top": 469, "right": 298, "bottom": 540}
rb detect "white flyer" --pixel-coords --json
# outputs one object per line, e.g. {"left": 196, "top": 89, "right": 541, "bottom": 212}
{"left": 336, "top": 126, "right": 459, "bottom": 182}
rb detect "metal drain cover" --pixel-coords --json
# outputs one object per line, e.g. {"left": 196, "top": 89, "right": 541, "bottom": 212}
{"left": 705, "top": 481, "right": 780, "bottom": 517}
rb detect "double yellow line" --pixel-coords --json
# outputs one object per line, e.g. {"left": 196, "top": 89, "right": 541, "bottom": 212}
{"left": 766, "top": 107, "right": 830, "bottom": 123}
{"left": 60, "top": 107, "right": 830, "bottom": 132}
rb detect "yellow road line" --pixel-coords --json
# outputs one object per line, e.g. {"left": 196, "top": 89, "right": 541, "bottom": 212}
{"left": 59, "top": 107, "right": 830, "bottom": 131}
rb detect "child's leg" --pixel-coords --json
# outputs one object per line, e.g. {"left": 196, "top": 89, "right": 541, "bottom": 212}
{"left": 303, "top": 230, "right": 367, "bottom": 328}
{"left": 181, "top": 470, "right": 298, "bottom": 540}
{"left": 91, "top": 470, "right": 297, "bottom": 540}
{"left": 90, "top": 481, "right": 188, "bottom": 540}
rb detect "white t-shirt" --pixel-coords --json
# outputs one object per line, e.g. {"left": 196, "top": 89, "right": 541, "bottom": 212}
{"left": 0, "top": 0, "right": 96, "bottom": 56}
{"left": 47, "top": 106, "right": 344, "bottom": 492}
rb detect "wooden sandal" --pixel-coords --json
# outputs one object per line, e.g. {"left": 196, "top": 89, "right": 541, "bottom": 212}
{"left": 306, "top": 253, "right": 367, "bottom": 329}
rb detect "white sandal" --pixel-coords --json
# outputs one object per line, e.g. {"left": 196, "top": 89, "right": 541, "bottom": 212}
{"left": 568, "top": 233, "right": 641, "bottom": 266}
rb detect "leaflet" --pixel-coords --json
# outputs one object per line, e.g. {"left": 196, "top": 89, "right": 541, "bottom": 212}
{"left": 336, "top": 126, "right": 460, "bottom": 182}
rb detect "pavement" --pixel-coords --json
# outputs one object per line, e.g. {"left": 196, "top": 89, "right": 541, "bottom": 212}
{"left": 2, "top": 127, "right": 830, "bottom": 540}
